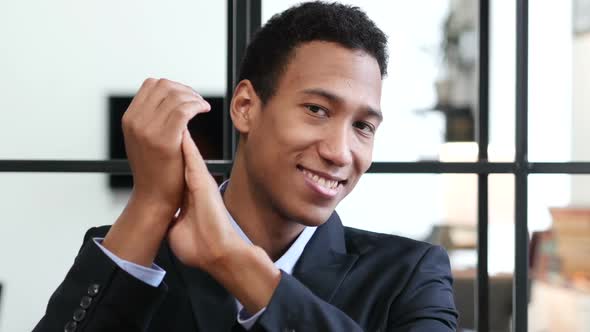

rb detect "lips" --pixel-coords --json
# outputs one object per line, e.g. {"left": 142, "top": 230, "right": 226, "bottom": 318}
{"left": 297, "top": 165, "right": 347, "bottom": 197}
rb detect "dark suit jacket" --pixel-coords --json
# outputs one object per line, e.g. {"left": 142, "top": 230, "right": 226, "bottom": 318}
{"left": 34, "top": 213, "right": 457, "bottom": 331}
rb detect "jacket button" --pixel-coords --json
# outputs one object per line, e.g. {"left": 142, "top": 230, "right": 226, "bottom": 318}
{"left": 87, "top": 284, "right": 100, "bottom": 297}
{"left": 64, "top": 321, "right": 77, "bottom": 332}
{"left": 80, "top": 296, "right": 92, "bottom": 309}
{"left": 73, "top": 308, "right": 86, "bottom": 322}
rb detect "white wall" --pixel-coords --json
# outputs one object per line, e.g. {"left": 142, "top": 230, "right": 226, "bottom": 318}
{"left": 0, "top": 1, "right": 226, "bottom": 331}
{"left": 0, "top": 0, "right": 226, "bottom": 159}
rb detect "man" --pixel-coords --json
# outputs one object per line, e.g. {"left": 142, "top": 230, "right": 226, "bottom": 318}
{"left": 35, "top": 2, "right": 457, "bottom": 331}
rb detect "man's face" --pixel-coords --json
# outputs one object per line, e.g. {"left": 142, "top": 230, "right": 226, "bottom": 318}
{"left": 243, "top": 41, "right": 383, "bottom": 226}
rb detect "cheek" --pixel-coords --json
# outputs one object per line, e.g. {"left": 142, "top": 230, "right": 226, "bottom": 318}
{"left": 343, "top": 147, "right": 372, "bottom": 194}
{"left": 248, "top": 110, "right": 312, "bottom": 169}
{"left": 269, "top": 112, "right": 319, "bottom": 154}
{"left": 352, "top": 139, "right": 374, "bottom": 172}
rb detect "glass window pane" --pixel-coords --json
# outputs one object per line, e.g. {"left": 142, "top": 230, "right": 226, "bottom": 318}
{"left": 489, "top": 174, "right": 515, "bottom": 274}
{"left": 489, "top": 1, "right": 516, "bottom": 162}
{"left": 487, "top": 174, "right": 515, "bottom": 332}
{"left": 572, "top": 0, "right": 590, "bottom": 162}
{"left": 528, "top": 1, "right": 572, "bottom": 162}
{"left": 527, "top": 1, "right": 590, "bottom": 162}
{"left": 0, "top": 1, "right": 227, "bottom": 159}
{"left": 528, "top": 174, "right": 590, "bottom": 330}
{"left": 492, "top": 1, "right": 590, "bottom": 163}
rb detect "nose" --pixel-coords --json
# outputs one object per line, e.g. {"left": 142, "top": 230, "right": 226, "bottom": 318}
{"left": 317, "top": 125, "right": 353, "bottom": 167}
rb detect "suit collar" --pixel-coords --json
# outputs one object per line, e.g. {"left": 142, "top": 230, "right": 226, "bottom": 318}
{"left": 294, "top": 211, "right": 348, "bottom": 271}
{"left": 293, "top": 211, "right": 359, "bottom": 302}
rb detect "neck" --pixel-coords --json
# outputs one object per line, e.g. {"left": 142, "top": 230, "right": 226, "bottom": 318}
{"left": 223, "top": 154, "right": 305, "bottom": 261}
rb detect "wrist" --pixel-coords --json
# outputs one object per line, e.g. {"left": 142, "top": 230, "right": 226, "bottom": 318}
{"left": 209, "top": 241, "right": 252, "bottom": 276}
{"left": 129, "top": 189, "right": 179, "bottom": 219}
{"left": 102, "top": 192, "right": 177, "bottom": 267}
{"left": 210, "top": 244, "right": 280, "bottom": 314}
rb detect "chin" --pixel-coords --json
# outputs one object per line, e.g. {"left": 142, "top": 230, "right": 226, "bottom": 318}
{"left": 288, "top": 203, "right": 335, "bottom": 227}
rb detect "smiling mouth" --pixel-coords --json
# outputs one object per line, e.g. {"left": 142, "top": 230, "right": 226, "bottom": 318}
{"left": 296, "top": 165, "right": 347, "bottom": 191}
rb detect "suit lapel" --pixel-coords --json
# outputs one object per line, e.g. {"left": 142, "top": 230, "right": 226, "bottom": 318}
{"left": 293, "top": 212, "right": 359, "bottom": 303}
{"left": 174, "top": 258, "right": 237, "bottom": 332}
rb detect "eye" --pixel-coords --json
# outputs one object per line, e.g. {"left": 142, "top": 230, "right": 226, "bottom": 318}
{"left": 305, "top": 104, "right": 328, "bottom": 117}
{"left": 353, "top": 121, "right": 376, "bottom": 136}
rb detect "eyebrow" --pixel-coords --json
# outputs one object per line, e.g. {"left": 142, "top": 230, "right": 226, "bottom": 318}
{"left": 301, "top": 88, "right": 383, "bottom": 122}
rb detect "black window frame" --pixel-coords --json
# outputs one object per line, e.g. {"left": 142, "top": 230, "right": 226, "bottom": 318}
{"left": 2, "top": 1, "right": 590, "bottom": 331}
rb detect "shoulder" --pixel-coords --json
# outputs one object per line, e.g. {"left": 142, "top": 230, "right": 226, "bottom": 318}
{"left": 343, "top": 226, "right": 432, "bottom": 254}
{"left": 343, "top": 226, "right": 449, "bottom": 265}
{"left": 343, "top": 230, "right": 458, "bottom": 329}
{"left": 82, "top": 225, "right": 112, "bottom": 241}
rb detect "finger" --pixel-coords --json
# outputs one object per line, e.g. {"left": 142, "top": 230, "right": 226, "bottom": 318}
{"left": 136, "top": 80, "right": 195, "bottom": 128}
{"left": 177, "top": 82, "right": 200, "bottom": 96}
{"left": 172, "top": 190, "right": 189, "bottom": 223}
{"left": 166, "top": 211, "right": 194, "bottom": 264}
{"left": 132, "top": 77, "right": 159, "bottom": 106}
{"left": 168, "top": 214, "right": 180, "bottom": 231}
{"left": 182, "top": 130, "right": 208, "bottom": 190}
{"left": 154, "top": 91, "right": 200, "bottom": 124}
{"left": 165, "top": 99, "right": 211, "bottom": 137}
{"left": 158, "top": 101, "right": 202, "bottom": 144}
{"left": 143, "top": 79, "right": 190, "bottom": 114}
{"left": 125, "top": 78, "right": 158, "bottom": 117}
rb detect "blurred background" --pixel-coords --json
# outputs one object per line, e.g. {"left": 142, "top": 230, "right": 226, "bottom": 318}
{"left": 1, "top": 1, "right": 589, "bottom": 331}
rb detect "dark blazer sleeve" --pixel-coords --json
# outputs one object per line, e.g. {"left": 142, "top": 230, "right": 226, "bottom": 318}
{"left": 256, "top": 245, "right": 457, "bottom": 332}
{"left": 33, "top": 227, "right": 167, "bottom": 332}
{"left": 257, "top": 271, "right": 364, "bottom": 331}
{"left": 387, "top": 245, "right": 458, "bottom": 331}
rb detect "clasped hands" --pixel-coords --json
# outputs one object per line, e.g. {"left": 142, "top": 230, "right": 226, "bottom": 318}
{"left": 103, "top": 78, "right": 280, "bottom": 313}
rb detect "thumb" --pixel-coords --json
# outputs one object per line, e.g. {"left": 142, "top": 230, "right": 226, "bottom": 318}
{"left": 166, "top": 208, "right": 195, "bottom": 265}
{"left": 182, "top": 130, "right": 208, "bottom": 190}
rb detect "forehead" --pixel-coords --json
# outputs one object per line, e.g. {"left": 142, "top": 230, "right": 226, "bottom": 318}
{"left": 275, "top": 41, "right": 382, "bottom": 108}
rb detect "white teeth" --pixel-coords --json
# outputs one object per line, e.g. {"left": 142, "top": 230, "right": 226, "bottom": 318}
{"left": 300, "top": 167, "right": 340, "bottom": 191}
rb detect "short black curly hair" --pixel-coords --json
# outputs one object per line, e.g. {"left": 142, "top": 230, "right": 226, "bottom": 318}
{"left": 238, "top": 1, "right": 388, "bottom": 104}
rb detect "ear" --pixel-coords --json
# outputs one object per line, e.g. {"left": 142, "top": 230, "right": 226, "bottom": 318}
{"left": 230, "top": 79, "right": 260, "bottom": 135}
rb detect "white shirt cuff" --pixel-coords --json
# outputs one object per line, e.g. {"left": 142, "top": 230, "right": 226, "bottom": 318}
{"left": 237, "top": 306, "right": 266, "bottom": 330}
{"left": 93, "top": 238, "right": 166, "bottom": 288}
